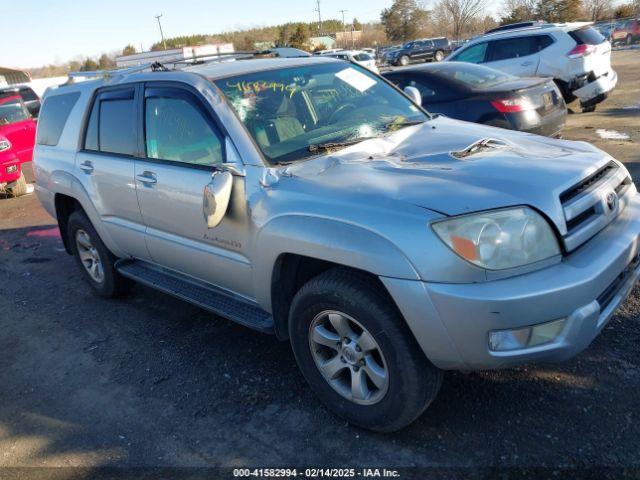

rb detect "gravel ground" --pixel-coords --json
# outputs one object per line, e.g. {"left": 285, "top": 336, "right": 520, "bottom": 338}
{"left": 0, "top": 50, "right": 639, "bottom": 477}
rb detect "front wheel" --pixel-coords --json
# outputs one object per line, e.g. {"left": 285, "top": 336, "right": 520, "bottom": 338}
{"left": 626, "top": 35, "right": 632, "bottom": 46}
{"left": 288, "top": 268, "right": 443, "bottom": 432}
{"left": 398, "top": 55, "right": 410, "bottom": 66}
{"left": 434, "top": 50, "right": 445, "bottom": 62}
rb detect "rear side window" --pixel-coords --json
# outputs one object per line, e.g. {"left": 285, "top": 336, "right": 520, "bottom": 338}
{"left": 84, "top": 88, "right": 137, "bottom": 156}
{"left": 569, "top": 27, "right": 606, "bottom": 45}
{"left": 354, "top": 53, "right": 373, "bottom": 61}
{"left": 453, "top": 42, "right": 488, "bottom": 63}
{"left": 487, "top": 36, "right": 538, "bottom": 61}
{"left": 36, "top": 92, "right": 80, "bottom": 146}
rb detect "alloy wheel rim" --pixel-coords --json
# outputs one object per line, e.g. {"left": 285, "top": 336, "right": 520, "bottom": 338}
{"left": 308, "top": 310, "right": 389, "bottom": 405}
{"left": 75, "top": 229, "right": 104, "bottom": 284}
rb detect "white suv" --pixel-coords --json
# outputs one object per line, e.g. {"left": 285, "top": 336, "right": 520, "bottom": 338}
{"left": 447, "top": 22, "right": 617, "bottom": 112}
{"left": 318, "top": 50, "right": 379, "bottom": 73}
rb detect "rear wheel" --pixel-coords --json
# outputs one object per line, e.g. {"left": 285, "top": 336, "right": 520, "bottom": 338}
{"left": 626, "top": 35, "right": 632, "bottom": 46}
{"left": 288, "top": 268, "right": 443, "bottom": 432}
{"left": 67, "top": 210, "right": 131, "bottom": 298}
{"left": 434, "top": 50, "right": 445, "bottom": 62}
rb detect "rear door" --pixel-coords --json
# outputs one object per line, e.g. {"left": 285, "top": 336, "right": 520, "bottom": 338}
{"left": 134, "top": 83, "right": 253, "bottom": 297}
{"left": 485, "top": 36, "right": 541, "bottom": 76}
{"left": 76, "top": 85, "right": 150, "bottom": 260}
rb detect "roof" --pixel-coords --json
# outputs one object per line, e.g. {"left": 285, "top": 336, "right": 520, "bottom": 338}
{"left": 185, "top": 56, "right": 339, "bottom": 79}
{"left": 478, "top": 21, "right": 592, "bottom": 40}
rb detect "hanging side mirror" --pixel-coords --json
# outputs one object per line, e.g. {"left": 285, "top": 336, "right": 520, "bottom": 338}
{"left": 203, "top": 169, "right": 233, "bottom": 229}
{"left": 404, "top": 86, "right": 422, "bottom": 106}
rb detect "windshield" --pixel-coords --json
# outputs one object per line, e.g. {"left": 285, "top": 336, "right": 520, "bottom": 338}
{"left": 430, "top": 63, "right": 516, "bottom": 89}
{"left": 215, "top": 62, "right": 427, "bottom": 164}
{"left": 0, "top": 95, "right": 29, "bottom": 126}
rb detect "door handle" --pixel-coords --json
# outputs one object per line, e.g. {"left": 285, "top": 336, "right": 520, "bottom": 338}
{"left": 79, "top": 161, "right": 94, "bottom": 174}
{"left": 136, "top": 172, "right": 157, "bottom": 185}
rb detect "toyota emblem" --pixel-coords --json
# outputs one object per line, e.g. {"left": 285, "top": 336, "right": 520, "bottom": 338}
{"left": 606, "top": 192, "right": 618, "bottom": 212}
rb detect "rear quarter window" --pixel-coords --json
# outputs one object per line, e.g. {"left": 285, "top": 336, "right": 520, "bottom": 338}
{"left": 569, "top": 27, "right": 606, "bottom": 45}
{"left": 36, "top": 92, "right": 81, "bottom": 146}
{"left": 19, "top": 88, "right": 39, "bottom": 101}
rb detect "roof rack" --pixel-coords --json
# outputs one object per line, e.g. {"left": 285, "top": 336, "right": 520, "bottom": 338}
{"left": 67, "top": 51, "right": 271, "bottom": 81}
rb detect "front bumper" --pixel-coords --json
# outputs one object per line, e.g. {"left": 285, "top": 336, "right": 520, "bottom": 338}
{"left": 382, "top": 193, "right": 640, "bottom": 370}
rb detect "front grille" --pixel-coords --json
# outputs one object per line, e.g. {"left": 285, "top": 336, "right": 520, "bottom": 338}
{"left": 560, "top": 162, "right": 633, "bottom": 252}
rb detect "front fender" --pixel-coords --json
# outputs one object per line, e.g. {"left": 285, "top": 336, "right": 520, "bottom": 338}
{"left": 252, "top": 214, "right": 420, "bottom": 310}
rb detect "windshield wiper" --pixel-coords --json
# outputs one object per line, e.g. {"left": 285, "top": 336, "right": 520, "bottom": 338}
{"left": 308, "top": 137, "right": 377, "bottom": 153}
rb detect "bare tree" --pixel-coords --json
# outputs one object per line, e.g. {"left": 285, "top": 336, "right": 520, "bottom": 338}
{"left": 583, "top": 0, "right": 613, "bottom": 20}
{"left": 437, "top": 0, "right": 488, "bottom": 40}
{"left": 500, "top": 0, "right": 538, "bottom": 23}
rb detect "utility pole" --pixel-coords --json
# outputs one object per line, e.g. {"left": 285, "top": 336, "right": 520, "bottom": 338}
{"left": 155, "top": 14, "right": 167, "bottom": 50}
{"left": 339, "top": 9, "right": 348, "bottom": 29}
{"left": 315, "top": 0, "right": 323, "bottom": 35}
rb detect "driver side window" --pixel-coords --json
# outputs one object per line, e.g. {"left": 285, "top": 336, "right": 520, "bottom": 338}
{"left": 145, "top": 94, "right": 224, "bottom": 168}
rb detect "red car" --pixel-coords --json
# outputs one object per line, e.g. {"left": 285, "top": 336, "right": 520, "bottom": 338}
{"left": 612, "top": 18, "right": 640, "bottom": 46}
{"left": 0, "top": 93, "right": 36, "bottom": 196}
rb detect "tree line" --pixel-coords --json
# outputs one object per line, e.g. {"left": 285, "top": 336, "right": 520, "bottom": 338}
{"left": 27, "top": 0, "right": 640, "bottom": 78}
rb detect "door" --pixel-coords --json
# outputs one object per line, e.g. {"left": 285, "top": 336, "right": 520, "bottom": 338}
{"left": 485, "top": 36, "right": 541, "bottom": 76}
{"left": 76, "top": 85, "right": 150, "bottom": 260}
{"left": 0, "top": 95, "right": 36, "bottom": 163}
{"left": 135, "top": 84, "right": 253, "bottom": 298}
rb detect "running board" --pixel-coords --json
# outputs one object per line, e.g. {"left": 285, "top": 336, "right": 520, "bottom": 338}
{"left": 116, "top": 260, "right": 274, "bottom": 334}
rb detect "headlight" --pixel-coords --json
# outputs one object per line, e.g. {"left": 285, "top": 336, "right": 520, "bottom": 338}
{"left": 432, "top": 207, "right": 560, "bottom": 270}
{"left": 0, "top": 139, "right": 11, "bottom": 152}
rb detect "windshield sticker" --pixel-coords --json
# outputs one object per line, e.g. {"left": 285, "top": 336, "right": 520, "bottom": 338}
{"left": 226, "top": 80, "right": 299, "bottom": 98}
{"left": 335, "top": 68, "right": 376, "bottom": 93}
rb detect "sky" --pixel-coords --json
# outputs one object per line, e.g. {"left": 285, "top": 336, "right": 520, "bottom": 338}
{"left": 1, "top": 0, "right": 406, "bottom": 69}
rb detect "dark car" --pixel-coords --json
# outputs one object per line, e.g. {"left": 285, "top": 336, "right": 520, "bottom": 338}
{"left": 383, "top": 62, "right": 567, "bottom": 137}
{"left": 0, "top": 85, "right": 41, "bottom": 118}
{"left": 383, "top": 37, "right": 452, "bottom": 66}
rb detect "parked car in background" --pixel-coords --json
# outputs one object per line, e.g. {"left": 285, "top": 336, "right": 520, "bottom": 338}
{"left": 268, "top": 47, "right": 311, "bottom": 58}
{"left": 447, "top": 22, "right": 616, "bottom": 112}
{"left": 319, "top": 50, "right": 379, "bottom": 73}
{"left": 611, "top": 18, "right": 640, "bottom": 46}
{"left": 383, "top": 62, "right": 566, "bottom": 137}
{"left": 0, "top": 85, "right": 41, "bottom": 118}
{"left": 34, "top": 56, "right": 640, "bottom": 431}
{"left": 0, "top": 94, "right": 36, "bottom": 196}
{"left": 382, "top": 37, "right": 452, "bottom": 66}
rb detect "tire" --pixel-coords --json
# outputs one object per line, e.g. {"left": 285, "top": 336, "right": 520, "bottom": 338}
{"left": 581, "top": 104, "right": 596, "bottom": 113}
{"left": 288, "top": 268, "right": 443, "bottom": 432}
{"left": 434, "top": 50, "right": 445, "bottom": 62}
{"left": 398, "top": 55, "right": 410, "bottom": 67}
{"left": 67, "top": 210, "right": 131, "bottom": 298}
{"left": 626, "top": 35, "right": 632, "bottom": 46}
{"left": 6, "top": 173, "right": 28, "bottom": 197}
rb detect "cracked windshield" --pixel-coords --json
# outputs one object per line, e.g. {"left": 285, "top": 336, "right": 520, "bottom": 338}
{"left": 215, "top": 62, "right": 427, "bottom": 164}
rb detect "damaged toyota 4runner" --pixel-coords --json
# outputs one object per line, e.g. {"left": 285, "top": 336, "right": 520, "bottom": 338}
{"left": 34, "top": 57, "right": 640, "bottom": 432}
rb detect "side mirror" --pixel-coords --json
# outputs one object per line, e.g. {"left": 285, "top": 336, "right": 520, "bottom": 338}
{"left": 203, "top": 169, "right": 233, "bottom": 229}
{"left": 404, "top": 86, "right": 422, "bottom": 106}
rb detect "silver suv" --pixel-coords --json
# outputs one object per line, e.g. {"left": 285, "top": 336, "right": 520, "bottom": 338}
{"left": 34, "top": 57, "right": 640, "bottom": 432}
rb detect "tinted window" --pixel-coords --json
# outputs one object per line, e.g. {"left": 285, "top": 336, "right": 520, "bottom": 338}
{"left": 487, "top": 37, "right": 538, "bottom": 61}
{"left": 569, "top": 26, "right": 606, "bottom": 45}
{"left": 19, "top": 88, "right": 38, "bottom": 101}
{"left": 84, "top": 89, "right": 137, "bottom": 156}
{"left": 354, "top": 53, "right": 373, "bottom": 61}
{"left": 433, "top": 38, "right": 449, "bottom": 47}
{"left": 536, "top": 35, "right": 554, "bottom": 50}
{"left": 430, "top": 63, "right": 516, "bottom": 88}
{"left": 453, "top": 42, "right": 488, "bottom": 63}
{"left": 36, "top": 92, "right": 80, "bottom": 146}
{"left": 0, "top": 96, "right": 29, "bottom": 126}
{"left": 145, "top": 96, "right": 223, "bottom": 167}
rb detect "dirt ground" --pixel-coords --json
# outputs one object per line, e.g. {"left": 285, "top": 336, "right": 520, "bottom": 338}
{"left": 0, "top": 50, "right": 639, "bottom": 477}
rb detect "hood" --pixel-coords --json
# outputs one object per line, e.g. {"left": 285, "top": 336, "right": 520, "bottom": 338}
{"left": 282, "top": 117, "right": 616, "bottom": 235}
